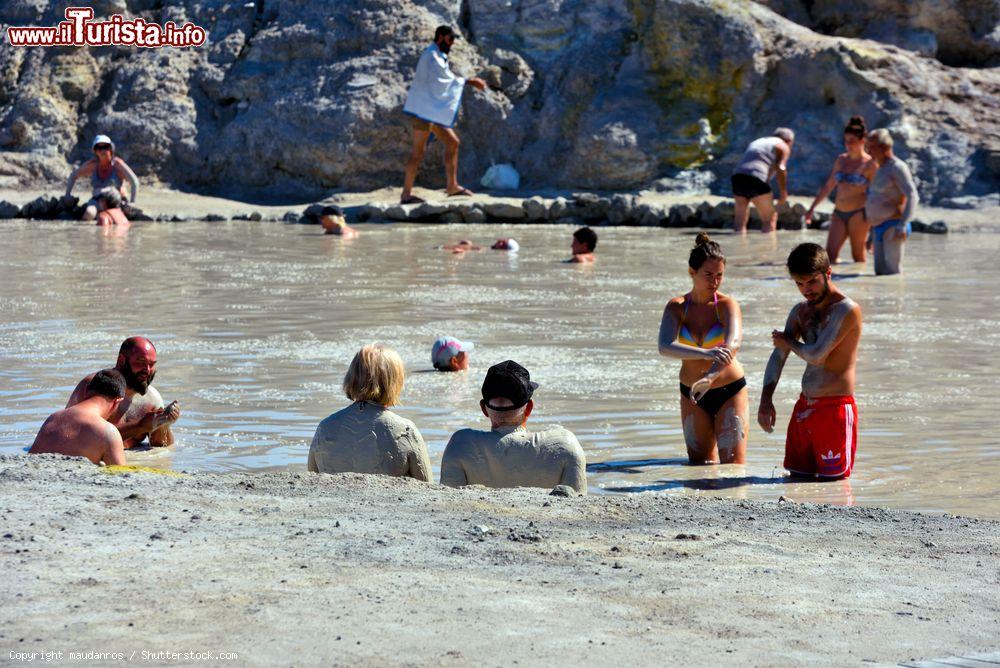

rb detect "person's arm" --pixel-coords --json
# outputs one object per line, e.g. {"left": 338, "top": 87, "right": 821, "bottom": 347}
{"left": 758, "top": 306, "right": 799, "bottom": 433}
{"left": 102, "top": 424, "right": 127, "bottom": 466}
{"left": 806, "top": 160, "right": 840, "bottom": 223}
{"left": 66, "top": 376, "right": 91, "bottom": 408}
{"left": 559, "top": 440, "right": 588, "bottom": 494}
{"left": 406, "top": 426, "right": 433, "bottom": 482}
{"left": 772, "top": 302, "right": 858, "bottom": 366}
{"left": 439, "top": 435, "right": 467, "bottom": 487}
{"left": 64, "top": 161, "right": 93, "bottom": 198}
{"left": 658, "top": 302, "right": 733, "bottom": 364}
{"left": 307, "top": 429, "right": 320, "bottom": 472}
{"left": 892, "top": 162, "right": 919, "bottom": 227}
{"left": 775, "top": 142, "right": 790, "bottom": 204}
{"left": 114, "top": 158, "right": 139, "bottom": 204}
{"left": 691, "top": 298, "right": 744, "bottom": 399}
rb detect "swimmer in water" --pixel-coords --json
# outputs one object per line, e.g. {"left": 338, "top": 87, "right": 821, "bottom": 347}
{"left": 442, "top": 239, "right": 482, "bottom": 253}
{"left": 805, "top": 116, "right": 876, "bottom": 263}
{"left": 491, "top": 238, "right": 519, "bottom": 252}
{"left": 30, "top": 369, "right": 127, "bottom": 466}
{"left": 731, "top": 128, "right": 794, "bottom": 233}
{"left": 658, "top": 233, "right": 748, "bottom": 464}
{"left": 319, "top": 205, "right": 358, "bottom": 238}
{"left": 431, "top": 336, "right": 473, "bottom": 372}
{"left": 758, "top": 243, "right": 862, "bottom": 479}
{"left": 568, "top": 226, "right": 597, "bottom": 263}
{"left": 94, "top": 187, "right": 130, "bottom": 227}
{"left": 64, "top": 135, "right": 139, "bottom": 221}
{"left": 864, "top": 128, "right": 919, "bottom": 275}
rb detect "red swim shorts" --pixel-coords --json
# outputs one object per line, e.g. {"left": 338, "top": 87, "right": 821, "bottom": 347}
{"left": 784, "top": 394, "right": 858, "bottom": 478}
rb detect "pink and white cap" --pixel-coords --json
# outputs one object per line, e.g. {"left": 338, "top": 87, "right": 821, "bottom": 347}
{"left": 432, "top": 336, "right": 474, "bottom": 369}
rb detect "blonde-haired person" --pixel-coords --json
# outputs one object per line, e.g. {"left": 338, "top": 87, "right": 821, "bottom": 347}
{"left": 307, "top": 344, "right": 432, "bottom": 481}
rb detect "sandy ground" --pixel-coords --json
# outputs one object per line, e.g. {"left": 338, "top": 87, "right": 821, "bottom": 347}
{"left": 2, "top": 454, "right": 997, "bottom": 667}
{"left": 2, "top": 186, "right": 996, "bottom": 231}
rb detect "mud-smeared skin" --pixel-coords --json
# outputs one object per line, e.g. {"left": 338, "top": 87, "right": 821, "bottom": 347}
{"left": 716, "top": 407, "right": 746, "bottom": 459}
{"left": 1, "top": 454, "right": 997, "bottom": 664}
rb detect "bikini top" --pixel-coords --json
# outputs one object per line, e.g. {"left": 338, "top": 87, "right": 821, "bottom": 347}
{"left": 835, "top": 170, "right": 869, "bottom": 186}
{"left": 677, "top": 293, "right": 726, "bottom": 349}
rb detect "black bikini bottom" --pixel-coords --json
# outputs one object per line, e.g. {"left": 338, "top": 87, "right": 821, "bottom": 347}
{"left": 680, "top": 377, "right": 747, "bottom": 419}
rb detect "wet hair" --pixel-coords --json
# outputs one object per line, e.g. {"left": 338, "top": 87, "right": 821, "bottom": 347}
{"left": 573, "top": 226, "right": 598, "bottom": 252}
{"left": 87, "top": 368, "right": 126, "bottom": 400}
{"left": 867, "top": 128, "right": 893, "bottom": 148}
{"left": 119, "top": 337, "right": 154, "bottom": 358}
{"left": 688, "top": 232, "right": 725, "bottom": 270}
{"left": 434, "top": 25, "right": 455, "bottom": 40}
{"left": 844, "top": 115, "right": 866, "bottom": 140}
{"left": 96, "top": 186, "right": 121, "bottom": 208}
{"left": 786, "top": 243, "right": 830, "bottom": 276}
{"left": 773, "top": 127, "right": 795, "bottom": 144}
{"left": 343, "top": 343, "right": 405, "bottom": 407}
{"left": 321, "top": 205, "right": 343, "bottom": 217}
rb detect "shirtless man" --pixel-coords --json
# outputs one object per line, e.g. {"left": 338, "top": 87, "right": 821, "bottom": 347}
{"left": 864, "top": 128, "right": 919, "bottom": 275}
{"left": 67, "top": 337, "right": 180, "bottom": 449}
{"left": 440, "top": 360, "right": 587, "bottom": 493}
{"left": 319, "top": 206, "right": 358, "bottom": 238}
{"left": 30, "top": 369, "right": 127, "bottom": 466}
{"left": 758, "top": 243, "right": 862, "bottom": 479}
{"left": 568, "top": 227, "right": 597, "bottom": 264}
{"left": 94, "top": 187, "right": 130, "bottom": 227}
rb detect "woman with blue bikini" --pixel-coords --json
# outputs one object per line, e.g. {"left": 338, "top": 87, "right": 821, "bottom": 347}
{"left": 658, "top": 234, "right": 748, "bottom": 465}
{"left": 805, "top": 116, "right": 877, "bottom": 263}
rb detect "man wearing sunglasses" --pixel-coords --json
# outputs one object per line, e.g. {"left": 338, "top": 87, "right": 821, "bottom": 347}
{"left": 64, "top": 134, "right": 140, "bottom": 221}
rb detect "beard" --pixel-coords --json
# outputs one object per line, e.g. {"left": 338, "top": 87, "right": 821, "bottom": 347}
{"left": 121, "top": 365, "right": 155, "bottom": 395}
{"left": 806, "top": 278, "right": 831, "bottom": 305}
{"left": 438, "top": 39, "right": 451, "bottom": 54}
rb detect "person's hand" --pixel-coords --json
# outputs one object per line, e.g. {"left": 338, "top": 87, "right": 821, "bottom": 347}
{"left": 706, "top": 347, "right": 733, "bottom": 365}
{"left": 160, "top": 401, "right": 180, "bottom": 425}
{"left": 892, "top": 224, "right": 909, "bottom": 242}
{"left": 138, "top": 410, "right": 163, "bottom": 434}
{"left": 771, "top": 330, "right": 792, "bottom": 352}
{"left": 690, "top": 376, "right": 713, "bottom": 404}
{"left": 804, "top": 208, "right": 814, "bottom": 226}
{"left": 757, "top": 397, "right": 776, "bottom": 433}
{"left": 60, "top": 194, "right": 77, "bottom": 207}
{"left": 466, "top": 77, "right": 487, "bottom": 91}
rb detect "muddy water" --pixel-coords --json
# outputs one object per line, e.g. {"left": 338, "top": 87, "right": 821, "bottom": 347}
{"left": 1, "top": 220, "right": 997, "bottom": 517}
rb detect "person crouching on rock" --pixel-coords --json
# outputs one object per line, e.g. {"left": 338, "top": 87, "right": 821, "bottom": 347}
{"left": 439, "top": 360, "right": 587, "bottom": 493}
{"left": 64, "top": 134, "right": 139, "bottom": 221}
{"left": 400, "top": 25, "right": 487, "bottom": 204}
{"left": 94, "top": 187, "right": 129, "bottom": 227}
{"left": 30, "top": 369, "right": 127, "bottom": 466}
{"left": 731, "top": 128, "right": 794, "bottom": 233}
{"left": 308, "top": 344, "right": 432, "bottom": 481}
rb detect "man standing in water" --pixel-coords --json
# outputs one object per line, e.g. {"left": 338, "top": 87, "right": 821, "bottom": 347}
{"left": 758, "top": 244, "right": 862, "bottom": 479}
{"left": 731, "top": 128, "right": 794, "bottom": 233}
{"left": 400, "top": 26, "right": 487, "bottom": 204}
{"left": 67, "top": 337, "right": 180, "bottom": 449}
{"left": 865, "top": 128, "right": 919, "bottom": 275}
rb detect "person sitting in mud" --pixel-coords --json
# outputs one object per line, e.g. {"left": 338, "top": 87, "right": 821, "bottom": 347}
{"left": 319, "top": 205, "right": 358, "bottom": 238}
{"left": 66, "top": 337, "right": 180, "bottom": 449}
{"left": 30, "top": 369, "right": 127, "bottom": 466}
{"left": 491, "top": 238, "right": 520, "bottom": 252}
{"left": 567, "top": 226, "right": 597, "bottom": 263}
{"left": 64, "top": 135, "right": 140, "bottom": 221}
{"left": 94, "top": 187, "right": 129, "bottom": 227}
{"left": 442, "top": 239, "right": 482, "bottom": 253}
{"left": 805, "top": 116, "right": 876, "bottom": 263}
{"left": 308, "top": 343, "right": 432, "bottom": 481}
{"left": 658, "top": 233, "right": 748, "bottom": 465}
{"left": 400, "top": 25, "right": 487, "bottom": 204}
{"left": 758, "top": 243, "right": 863, "bottom": 479}
{"left": 432, "top": 336, "right": 473, "bottom": 372}
{"left": 440, "top": 360, "right": 587, "bottom": 493}
{"left": 864, "top": 128, "right": 919, "bottom": 275}
{"left": 731, "top": 128, "right": 794, "bottom": 233}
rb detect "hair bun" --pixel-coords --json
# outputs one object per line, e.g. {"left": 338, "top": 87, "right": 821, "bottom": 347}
{"left": 848, "top": 115, "right": 865, "bottom": 126}
{"left": 694, "top": 232, "right": 711, "bottom": 247}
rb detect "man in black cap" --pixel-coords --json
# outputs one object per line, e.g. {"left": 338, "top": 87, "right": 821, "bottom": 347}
{"left": 439, "top": 360, "right": 587, "bottom": 493}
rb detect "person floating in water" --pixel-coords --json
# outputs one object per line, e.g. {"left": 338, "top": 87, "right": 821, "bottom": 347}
{"left": 805, "top": 116, "right": 876, "bottom": 263}
{"left": 864, "top": 128, "right": 919, "bottom": 276}
{"left": 94, "top": 187, "right": 129, "bottom": 227}
{"left": 64, "top": 135, "right": 139, "bottom": 221}
{"left": 568, "top": 226, "right": 597, "bottom": 263}
{"left": 66, "top": 337, "right": 180, "bottom": 449}
{"left": 319, "top": 205, "right": 358, "bottom": 238}
{"left": 400, "top": 25, "right": 487, "bottom": 204}
{"left": 758, "top": 243, "right": 862, "bottom": 480}
{"left": 731, "top": 128, "right": 794, "bottom": 233}
{"left": 432, "top": 336, "right": 473, "bottom": 372}
{"left": 658, "top": 233, "right": 747, "bottom": 464}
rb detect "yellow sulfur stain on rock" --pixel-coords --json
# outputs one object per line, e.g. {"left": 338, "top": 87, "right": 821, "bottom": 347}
{"left": 101, "top": 465, "right": 186, "bottom": 477}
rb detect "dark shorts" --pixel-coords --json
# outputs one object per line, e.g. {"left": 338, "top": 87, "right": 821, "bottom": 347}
{"left": 731, "top": 173, "right": 772, "bottom": 199}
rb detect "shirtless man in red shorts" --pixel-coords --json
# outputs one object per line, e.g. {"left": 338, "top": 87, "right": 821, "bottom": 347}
{"left": 757, "top": 243, "right": 862, "bottom": 479}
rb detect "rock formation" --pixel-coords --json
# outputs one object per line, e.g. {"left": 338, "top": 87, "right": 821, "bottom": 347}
{"left": 1, "top": 0, "right": 997, "bottom": 202}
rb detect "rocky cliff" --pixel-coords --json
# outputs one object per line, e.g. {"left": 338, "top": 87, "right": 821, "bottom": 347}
{"left": 1, "top": 0, "right": 997, "bottom": 202}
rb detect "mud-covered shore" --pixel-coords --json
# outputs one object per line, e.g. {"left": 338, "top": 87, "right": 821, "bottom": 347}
{"left": 2, "top": 454, "right": 997, "bottom": 666}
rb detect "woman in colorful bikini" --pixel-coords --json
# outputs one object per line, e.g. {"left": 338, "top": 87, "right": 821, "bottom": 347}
{"left": 658, "top": 234, "right": 748, "bottom": 464}
{"left": 805, "top": 116, "right": 877, "bottom": 263}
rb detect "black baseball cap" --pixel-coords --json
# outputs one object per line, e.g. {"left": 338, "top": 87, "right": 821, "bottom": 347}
{"left": 481, "top": 360, "right": 539, "bottom": 411}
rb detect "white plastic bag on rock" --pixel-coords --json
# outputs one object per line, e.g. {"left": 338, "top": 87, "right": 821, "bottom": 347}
{"left": 480, "top": 164, "right": 520, "bottom": 190}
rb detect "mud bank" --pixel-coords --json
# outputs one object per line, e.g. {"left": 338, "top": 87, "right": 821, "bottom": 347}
{"left": 1, "top": 455, "right": 997, "bottom": 666}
